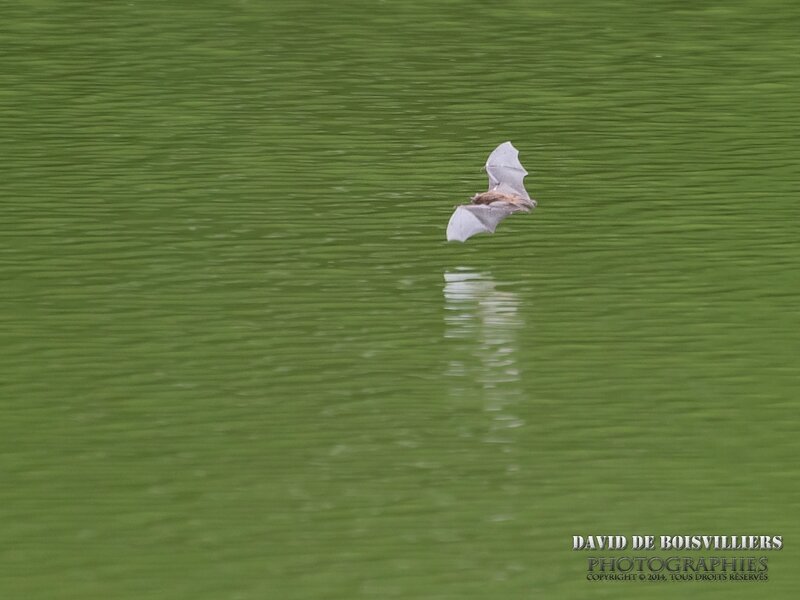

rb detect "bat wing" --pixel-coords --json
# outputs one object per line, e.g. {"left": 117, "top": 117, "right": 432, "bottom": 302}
{"left": 446, "top": 204, "right": 516, "bottom": 242}
{"left": 485, "top": 141, "right": 530, "bottom": 199}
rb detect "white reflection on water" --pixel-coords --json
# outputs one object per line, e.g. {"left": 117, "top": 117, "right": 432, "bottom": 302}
{"left": 443, "top": 268, "right": 525, "bottom": 440}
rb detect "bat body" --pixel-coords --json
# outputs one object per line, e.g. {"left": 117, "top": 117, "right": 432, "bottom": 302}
{"left": 446, "top": 141, "right": 537, "bottom": 242}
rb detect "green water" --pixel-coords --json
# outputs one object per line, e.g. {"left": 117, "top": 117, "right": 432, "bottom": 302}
{"left": 2, "top": 0, "right": 799, "bottom": 598}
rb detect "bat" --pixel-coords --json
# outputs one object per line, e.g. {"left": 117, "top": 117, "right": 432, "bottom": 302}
{"left": 446, "top": 141, "right": 537, "bottom": 242}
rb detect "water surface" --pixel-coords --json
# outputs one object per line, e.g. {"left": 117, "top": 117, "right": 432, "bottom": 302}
{"left": 2, "top": 1, "right": 799, "bottom": 598}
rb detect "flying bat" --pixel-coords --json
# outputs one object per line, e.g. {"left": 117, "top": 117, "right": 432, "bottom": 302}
{"left": 446, "top": 141, "right": 537, "bottom": 242}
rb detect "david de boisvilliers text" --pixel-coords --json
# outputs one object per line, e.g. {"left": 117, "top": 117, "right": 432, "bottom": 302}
{"left": 572, "top": 535, "right": 783, "bottom": 551}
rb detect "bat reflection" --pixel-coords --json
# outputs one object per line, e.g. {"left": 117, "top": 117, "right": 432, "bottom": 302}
{"left": 444, "top": 269, "right": 525, "bottom": 436}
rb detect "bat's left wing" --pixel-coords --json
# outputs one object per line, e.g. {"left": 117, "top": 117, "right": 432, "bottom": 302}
{"left": 446, "top": 204, "right": 516, "bottom": 242}
{"left": 485, "top": 141, "right": 530, "bottom": 199}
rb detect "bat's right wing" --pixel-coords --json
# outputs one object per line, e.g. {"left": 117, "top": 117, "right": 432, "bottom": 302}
{"left": 446, "top": 204, "right": 515, "bottom": 242}
{"left": 485, "top": 141, "right": 530, "bottom": 199}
